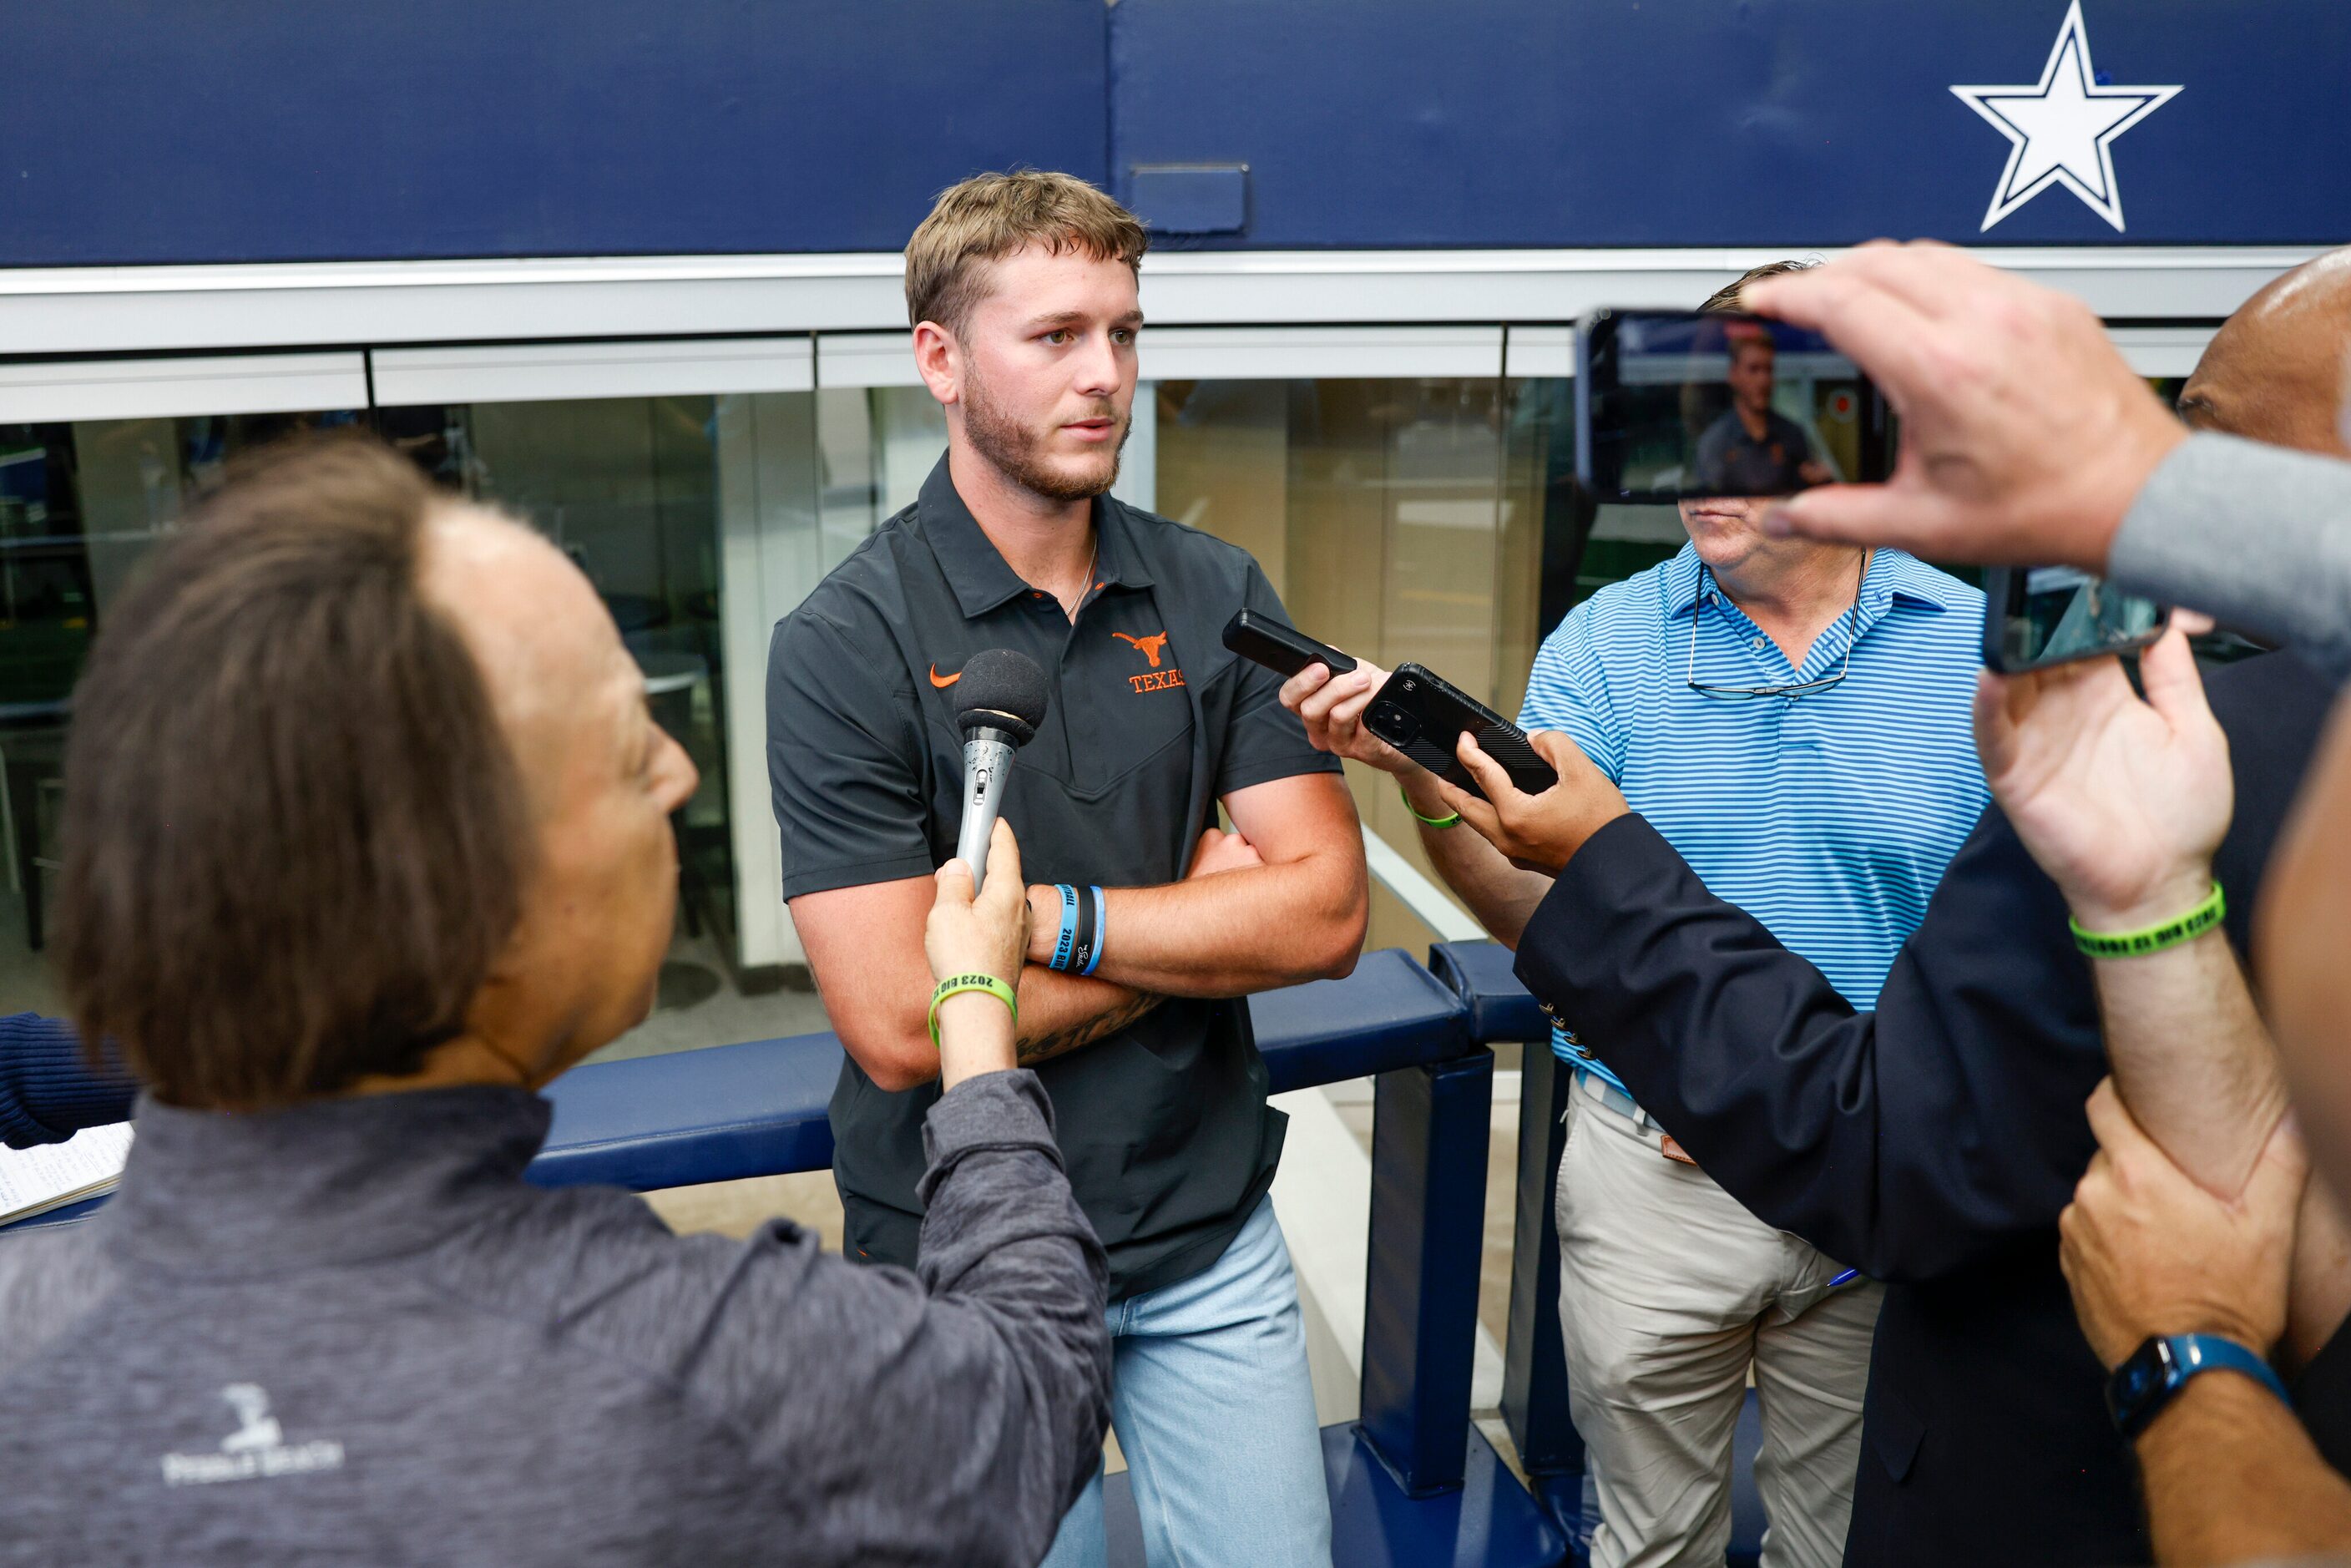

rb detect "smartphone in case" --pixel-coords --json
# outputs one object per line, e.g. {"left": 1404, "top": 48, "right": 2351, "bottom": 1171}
{"left": 1364, "top": 663, "right": 1559, "bottom": 801}
{"left": 1221, "top": 609, "right": 1359, "bottom": 679}
{"left": 1980, "top": 565, "right": 2169, "bottom": 673}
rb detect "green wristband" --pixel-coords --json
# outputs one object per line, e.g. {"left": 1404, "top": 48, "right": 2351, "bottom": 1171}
{"left": 928, "top": 973, "right": 1019, "bottom": 1046}
{"left": 1400, "top": 783, "right": 1461, "bottom": 829}
{"left": 2070, "top": 882, "right": 2226, "bottom": 959}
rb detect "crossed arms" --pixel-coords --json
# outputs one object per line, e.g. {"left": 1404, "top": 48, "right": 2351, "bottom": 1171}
{"left": 792, "top": 772, "right": 1368, "bottom": 1092}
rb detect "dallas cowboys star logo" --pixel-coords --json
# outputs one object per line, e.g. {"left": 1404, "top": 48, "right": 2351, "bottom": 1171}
{"left": 1950, "top": 2, "right": 2181, "bottom": 232}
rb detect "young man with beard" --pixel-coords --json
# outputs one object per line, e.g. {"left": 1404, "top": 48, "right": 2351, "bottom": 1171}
{"left": 767, "top": 172, "right": 1368, "bottom": 1568}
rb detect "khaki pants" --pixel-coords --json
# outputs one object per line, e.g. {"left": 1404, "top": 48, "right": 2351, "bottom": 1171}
{"left": 1555, "top": 1072, "right": 1884, "bottom": 1568}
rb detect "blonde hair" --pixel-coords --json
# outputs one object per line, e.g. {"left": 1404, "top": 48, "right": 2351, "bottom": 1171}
{"left": 906, "top": 170, "right": 1149, "bottom": 340}
{"left": 1700, "top": 258, "right": 1818, "bottom": 314}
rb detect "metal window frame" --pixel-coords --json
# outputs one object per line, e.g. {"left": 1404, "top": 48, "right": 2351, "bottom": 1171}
{"left": 0, "top": 246, "right": 2297, "bottom": 358}
{"left": 0, "top": 352, "right": 368, "bottom": 423}
{"left": 371, "top": 336, "right": 813, "bottom": 406}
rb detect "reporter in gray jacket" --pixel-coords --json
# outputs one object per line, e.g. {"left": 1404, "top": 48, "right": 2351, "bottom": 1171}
{"left": 1747, "top": 240, "right": 2351, "bottom": 682}
{"left": 0, "top": 436, "right": 1110, "bottom": 1566}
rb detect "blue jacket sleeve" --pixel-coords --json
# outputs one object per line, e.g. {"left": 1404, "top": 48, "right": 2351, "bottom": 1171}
{"left": 1511, "top": 806, "right": 2104, "bottom": 1283}
{"left": 0, "top": 1014, "right": 134, "bottom": 1150}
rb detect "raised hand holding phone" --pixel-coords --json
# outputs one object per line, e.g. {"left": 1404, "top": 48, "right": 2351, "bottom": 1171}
{"left": 1742, "top": 244, "right": 2187, "bottom": 568}
{"left": 1975, "top": 617, "right": 2229, "bottom": 933}
{"left": 1430, "top": 729, "right": 1629, "bottom": 875}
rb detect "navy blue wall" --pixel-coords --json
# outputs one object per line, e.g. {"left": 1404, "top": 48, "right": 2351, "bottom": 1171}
{"left": 0, "top": 0, "right": 2338, "bottom": 266}
{"left": 3, "top": 0, "right": 1108, "bottom": 265}
{"left": 1113, "top": 0, "right": 2350, "bottom": 249}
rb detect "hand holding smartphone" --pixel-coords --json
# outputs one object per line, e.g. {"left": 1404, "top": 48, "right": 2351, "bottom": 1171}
{"left": 1363, "top": 665, "right": 1558, "bottom": 802}
{"left": 1224, "top": 610, "right": 1555, "bottom": 802}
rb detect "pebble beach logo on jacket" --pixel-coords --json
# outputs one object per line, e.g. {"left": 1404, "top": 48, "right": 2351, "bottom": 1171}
{"left": 159, "top": 1383, "right": 345, "bottom": 1486}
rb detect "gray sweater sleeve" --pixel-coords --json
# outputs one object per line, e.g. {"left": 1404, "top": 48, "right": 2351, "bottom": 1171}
{"left": 911, "top": 1068, "right": 1115, "bottom": 1546}
{"left": 587, "top": 1067, "right": 1110, "bottom": 1566}
{"left": 2110, "top": 432, "right": 2351, "bottom": 680}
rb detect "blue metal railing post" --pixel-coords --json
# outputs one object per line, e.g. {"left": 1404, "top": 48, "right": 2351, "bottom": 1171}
{"left": 1357, "top": 1048, "right": 1494, "bottom": 1496}
{"left": 1423, "top": 941, "right": 1586, "bottom": 1503}
{"left": 1504, "top": 1044, "right": 1585, "bottom": 1483}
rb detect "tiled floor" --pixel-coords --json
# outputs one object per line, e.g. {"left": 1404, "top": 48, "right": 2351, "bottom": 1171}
{"left": 583, "top": 930, "right": 832, "bottom": 1065}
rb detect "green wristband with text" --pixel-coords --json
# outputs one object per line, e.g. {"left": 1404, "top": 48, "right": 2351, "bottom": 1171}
{"left": 928, "top": 973, "right": 1019, "bottom": 1046}
{"left": 2070, "top": 882, "right": 2226, "bottom": 959}
{"left": 1400, "top": 783, "right": 1461, "bottom": 829}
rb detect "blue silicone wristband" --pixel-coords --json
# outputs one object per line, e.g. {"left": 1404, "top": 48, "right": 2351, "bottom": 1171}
{"left": 1083, "top": 885, "right": 1107, "bottom": 976}
{"left": 1051, "top": 883, "right": 1079, "bottom": 972}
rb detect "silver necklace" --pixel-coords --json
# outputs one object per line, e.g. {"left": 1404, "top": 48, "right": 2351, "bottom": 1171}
{"left": 1061, "top": 534, "right": 1100, "bottom": 615}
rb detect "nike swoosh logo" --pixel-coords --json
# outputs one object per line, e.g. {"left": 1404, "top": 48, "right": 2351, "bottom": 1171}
{"left": 928, "top": 665, "right": 961, "bottom": 688}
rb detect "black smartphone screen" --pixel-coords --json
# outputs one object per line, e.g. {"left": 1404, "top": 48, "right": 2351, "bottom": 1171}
{"left": 1980, "top": 565, "right": 2167, "bottom": 673}
{"left": 1577, "top": 308, "right": 1891, "bottom": 504}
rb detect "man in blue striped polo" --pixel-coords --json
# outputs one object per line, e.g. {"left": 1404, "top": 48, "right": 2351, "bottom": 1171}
{"left": 1283, "top": 262, "right": 1987, "bottom": 1566}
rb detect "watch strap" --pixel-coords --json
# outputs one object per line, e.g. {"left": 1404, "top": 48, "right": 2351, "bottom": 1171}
{"left": 2107, "top": 1333, "right": 2289, "bottom": 1439}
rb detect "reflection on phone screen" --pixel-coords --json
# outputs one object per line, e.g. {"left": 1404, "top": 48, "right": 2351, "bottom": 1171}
{"left": 2009, "top": 566, "right": 2165, "bottom": 666}
{"left": 1603, "top": 315, "right": 1866, "bottom": 498}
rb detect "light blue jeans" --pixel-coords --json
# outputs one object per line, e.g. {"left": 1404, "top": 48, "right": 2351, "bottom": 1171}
{"left": 1037, "top": 1195, "right": 1332, "bottom": 1568}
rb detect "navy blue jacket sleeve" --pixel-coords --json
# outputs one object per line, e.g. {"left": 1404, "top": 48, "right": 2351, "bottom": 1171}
{"left": 1508, "top": 650, "right": 2328, "bottom": 1285}
{"left": 1514, "top": 807, "right": 2104, "bottom": 1283}
{"left": 0, "top": 1013, "right": 134, "bottom": 1149}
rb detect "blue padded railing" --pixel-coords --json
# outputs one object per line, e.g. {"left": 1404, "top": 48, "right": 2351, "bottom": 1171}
{"left": 530, "top": 945, "right": 1476, "bottom": 1192}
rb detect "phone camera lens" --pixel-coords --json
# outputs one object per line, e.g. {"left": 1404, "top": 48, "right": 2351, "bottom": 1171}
{"left": 1368, "top": 701, "right": 1418, "bottom": 742}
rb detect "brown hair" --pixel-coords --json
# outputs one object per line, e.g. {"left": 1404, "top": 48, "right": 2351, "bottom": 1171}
{"left": 906, "top": 169, "right": 1150, "bottom": 341}
{"left": 1701, "top": 258, "right": 1817, "bottom": 314}
{"left": 54, "top": 433, "right": 531, "bottom": 1110}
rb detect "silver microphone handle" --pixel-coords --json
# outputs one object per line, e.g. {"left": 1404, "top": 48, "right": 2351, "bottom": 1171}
{"left": 957, "top": 730, "right": 1016, "bottom": 892}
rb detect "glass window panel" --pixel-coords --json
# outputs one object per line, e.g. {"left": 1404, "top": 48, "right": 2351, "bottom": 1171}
{"left": 816, "top": 384, "right": 946, "bottom": 549}
{"left": 381, "top": 395, "right": 833, "bottom": 1061}
{"left": 0, "top": 408, "right": 365, "bottom": 1017}
{"left": 1155, "top": 376, "right": 1537, "bottom": 956}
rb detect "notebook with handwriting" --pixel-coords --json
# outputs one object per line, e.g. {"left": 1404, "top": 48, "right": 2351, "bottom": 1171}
{"left": 0, "top": 1122, "right": 131, "bottom": 1227}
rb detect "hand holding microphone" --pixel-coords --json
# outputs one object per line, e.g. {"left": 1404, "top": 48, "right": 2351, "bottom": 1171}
{"left": 954, "top": 648, "right": 1050, "bottom": 893}
{"left": 927, "top": 818, "right": 1031, "bottom": 1090}
{"left": 926, "top": 649, "right": 1051, "bottom": 1086}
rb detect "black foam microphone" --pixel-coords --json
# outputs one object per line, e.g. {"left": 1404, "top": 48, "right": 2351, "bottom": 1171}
{"left": 953, "top": 648, "right": 1049, "bottom": 892}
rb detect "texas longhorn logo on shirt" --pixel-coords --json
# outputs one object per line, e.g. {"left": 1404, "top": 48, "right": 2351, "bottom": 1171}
{"left": 1112, "top": 630, "right": 1185, "bottom": 693}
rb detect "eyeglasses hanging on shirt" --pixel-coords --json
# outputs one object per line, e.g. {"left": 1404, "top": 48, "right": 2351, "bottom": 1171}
{"left": 1685, "top": 551, "right": 1868, "bottom": 701}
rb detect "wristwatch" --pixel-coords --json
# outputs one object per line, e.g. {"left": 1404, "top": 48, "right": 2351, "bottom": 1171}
{"left": 2105, "top": 1333, "right": 2291, "bottom": 1439}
